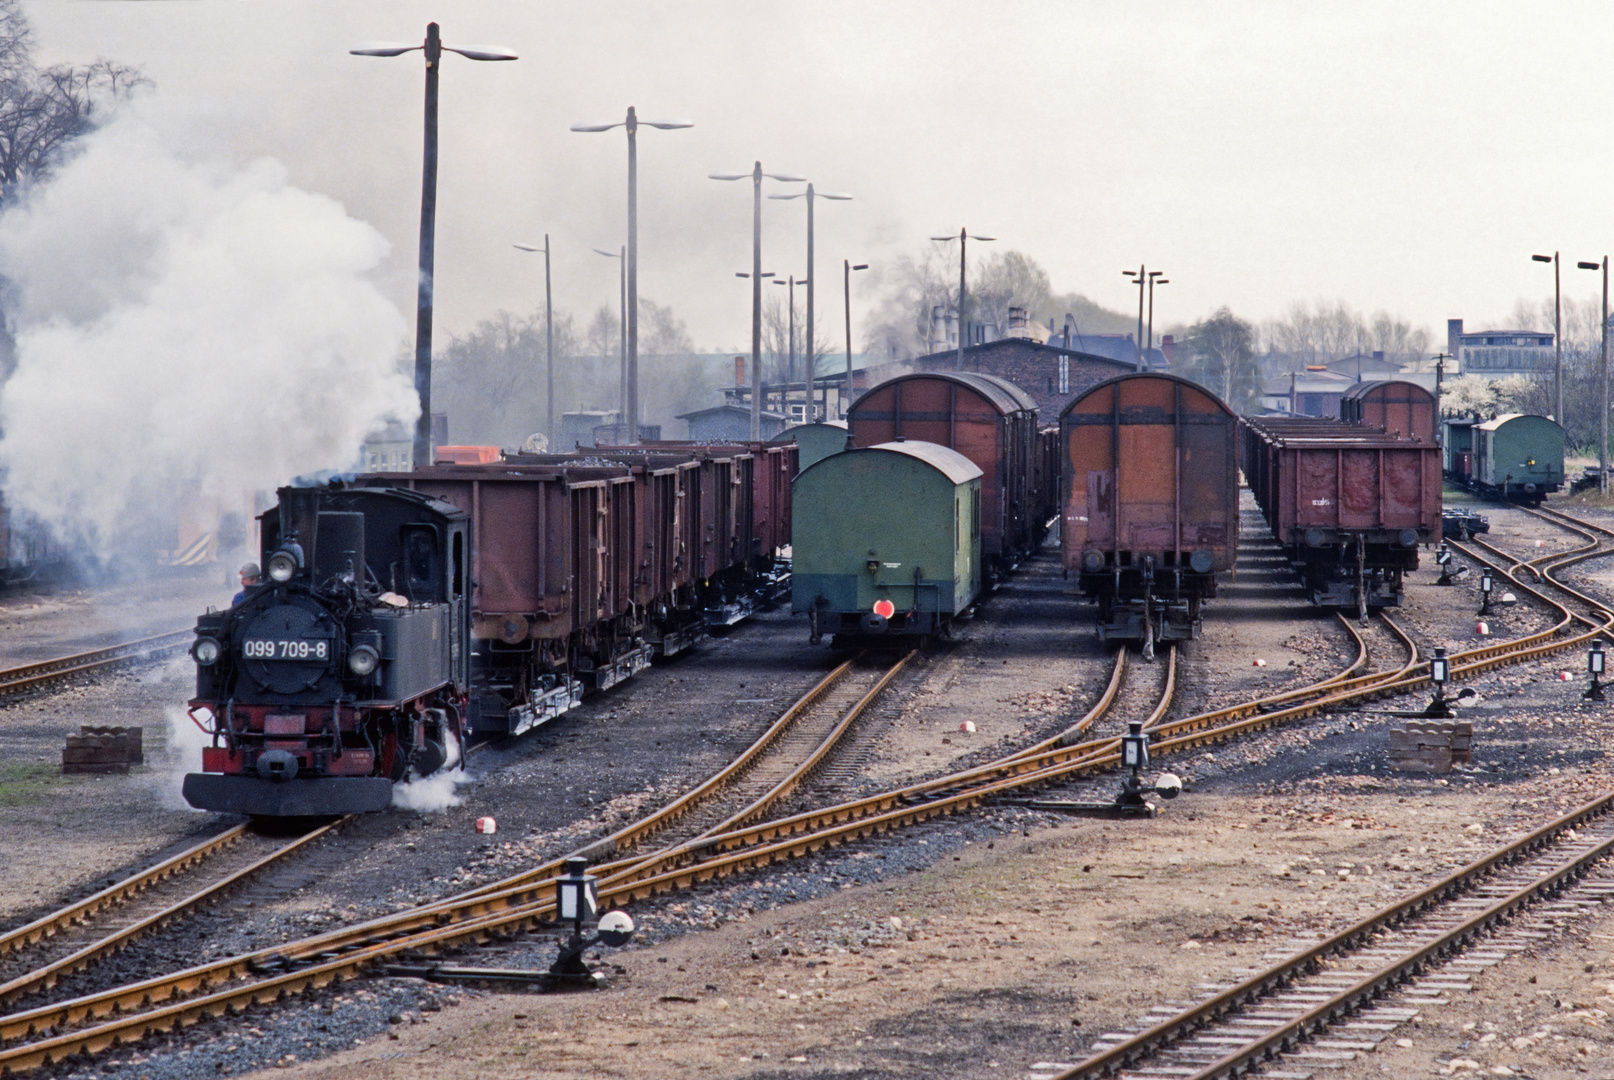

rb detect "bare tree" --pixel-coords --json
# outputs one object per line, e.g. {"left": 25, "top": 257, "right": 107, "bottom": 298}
{"left": 970, "top": 250, "right": 1052, "bottom": 338}
{"left": 1261, "top": 299, "right": 1430, "bottom": 367}
{"left": 438, "top": 308, "right": 580, "bottom": 445}
{"left": 1182, "top": 308, "right": 1258, "bottom": 408}
{"left": 0, "top": 1, "right": 147, "bottom": 197}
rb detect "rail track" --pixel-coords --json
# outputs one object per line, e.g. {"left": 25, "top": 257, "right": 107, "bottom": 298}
{"left": 5, "top": 510, "right": 1614, "bottom": 1073}
{"left": 0, "top": 819, "right": 344, "bottom": 1010}
{"left": 1033, "top": 502, "right": 1614, "bottom": 1079}
{"left": 0, "top": 630, "right": 191, "bottom": 700}
{"left": 1049, "top": 790, "right": 1614, "bottom": 1080}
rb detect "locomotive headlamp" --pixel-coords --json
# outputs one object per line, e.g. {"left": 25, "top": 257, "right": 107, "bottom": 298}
{"left": 266, "top": 550, "right": 299, "bottom": 583}
{"left": 192, "top": 637, "right": 221, "bottom": 666}
{"left": 348, "top": 644, "right": 380, "bottom": 676}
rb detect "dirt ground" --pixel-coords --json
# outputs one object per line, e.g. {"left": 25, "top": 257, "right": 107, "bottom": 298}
{"left": 7, "top": 497, "right": 1614, "bottom": 1080}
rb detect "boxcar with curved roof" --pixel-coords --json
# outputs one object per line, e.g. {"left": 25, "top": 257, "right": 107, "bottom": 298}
{"left": 1340, "top": 380, "right": 1437, "bottom": 444}
{"left": 1061, "top": 373, "right": 1239, "bottom": 652}
{"left": 792, "top": 441, "right": 982, "bottom": 647}
{"left": 846, "top": 371, "right": 1039, "bottom": 571}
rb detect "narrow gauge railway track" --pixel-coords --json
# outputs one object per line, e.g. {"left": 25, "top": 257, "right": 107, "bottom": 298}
{"left": 1050, "top": 792, "right": 1614, "bottom": 1080}
{"left": 0, "top": 819, "right": 345, "bottom": 1011}
{"left": 0, "top": 630, "right": 191, "bottom": 701}
{"left": 3, "top": 532, "right": 1611, "bottom": 1074}
{"left": 0, "top": 646, "right": 1168, "bottom": 1074}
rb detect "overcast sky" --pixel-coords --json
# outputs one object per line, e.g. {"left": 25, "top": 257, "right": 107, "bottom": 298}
{"left": 32, "top": 1, "right": 1614, "bottom": 351}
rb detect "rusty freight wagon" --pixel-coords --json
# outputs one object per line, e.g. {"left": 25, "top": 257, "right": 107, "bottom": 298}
{"left": 1241, "top": 416, "right": 1440, "bottom": 617}
{"left": 501, "top": 451, "right": 708, "bottom": 657}
{"left": 1339, "top": 380, "right": 1438, "bottom": 443}
{"left": 1061, "top": 373, "right": 1239, "bottom": 653}
{"left": 381, "top": 463, "right": 658, "bottom": 735}
{"left": 597, "top": 440, "right": 797, "bottom": 623}
{"left": 847, "top": 371, "right": 1041, "bottom": 572}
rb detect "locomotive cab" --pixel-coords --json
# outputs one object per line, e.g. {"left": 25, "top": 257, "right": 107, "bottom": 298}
{"left": 182, "top": 483, "right": 470, "bottom": 817}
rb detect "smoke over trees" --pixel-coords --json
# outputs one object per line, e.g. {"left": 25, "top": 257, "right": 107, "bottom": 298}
{"left": 858, "top": 246, "right": 1136, "bottom": 362}
{"left": 0, "top": 0, "right": 147, "bottom": 197}
{"left": 0, "top": 1, "right": 146, "bottom": 387}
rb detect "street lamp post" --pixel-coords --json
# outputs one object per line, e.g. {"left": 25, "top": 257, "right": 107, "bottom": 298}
{"left": 1580, "top": 258, "right": 1609, "bottom": 494}
{"left": 1532, "top": 252, "right": 1564, "bottom": 424}
{"left": 513, "top": 239, "right": 554, "bottom": 441}
{"left": 1123, "top": 265, "right": 1146, "bottom": 371}
{"left": 1122, "top": 266, "right": 1165, "bottom": 371}
{"left": 712, "top": 164, "right": 805, "bottom": 439}
{"left": 594, "top": 247, "right": 628, "bottom": 434}
{"left": 771, "top": 185, "right": 852, "bottom": 421}
{"left": 1146, "top": 271, "right": 1168, "bottom": 366}
{"left": 736, "top": 270, "right": 776, "bottom": 414}
{"left": 772, "top": 275, "right": 807, "bottom": 419}
{"left": 352, "top": 24, "right": 517, "bottom": 469}
{"left": 931, "top": 229, "right": 995, "bottom": 371}
{"left": 844, "top": 260, "right": 868, "bottom": 418}
{"left": 572, "top": 109, "right": 692, "bottom": 443}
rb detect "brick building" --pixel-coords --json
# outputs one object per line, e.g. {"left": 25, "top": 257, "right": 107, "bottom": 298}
{"left": 863, "top": 339, "right": 1135, "bottom": 422}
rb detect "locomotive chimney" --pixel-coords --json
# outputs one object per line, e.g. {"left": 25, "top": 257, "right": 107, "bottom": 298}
{"left": 277, "top": 486, "right": 321, "bottom": 569}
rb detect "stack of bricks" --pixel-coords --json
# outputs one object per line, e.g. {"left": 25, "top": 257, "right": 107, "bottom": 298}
{"left": 1388, "top": 720, "right": 1473, "bottom": 774}
{"left": 61, "top": 726, "right": 144, "bottom": 775}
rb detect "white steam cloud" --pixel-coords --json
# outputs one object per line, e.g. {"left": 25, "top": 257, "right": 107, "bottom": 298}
{"left": 0, "top": 111, "right": 417, "bottom": 554}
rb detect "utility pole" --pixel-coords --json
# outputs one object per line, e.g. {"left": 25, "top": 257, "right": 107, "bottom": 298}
{"left": 844, "top": 259, "right": 868, "bottom": 417}
{"left": 930, "top": 229, "right": 995, "bottom": 371}
{"left": 1533, "top": 252, "right": 1564, "bottom": 425}
{"left": 1579, "top": 258, "right": 1608, "bottom": 493}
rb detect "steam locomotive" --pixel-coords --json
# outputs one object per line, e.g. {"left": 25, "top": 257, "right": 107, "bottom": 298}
{"left": 182, "top": 483, "right": 471, "bottom": 817}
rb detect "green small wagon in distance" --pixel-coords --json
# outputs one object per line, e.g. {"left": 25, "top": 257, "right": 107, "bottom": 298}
{"left": 792, "top": 440, "right": 982, "bottom": 648}
{"left": 778, "top": 420, "right": 849, "bottom": 473}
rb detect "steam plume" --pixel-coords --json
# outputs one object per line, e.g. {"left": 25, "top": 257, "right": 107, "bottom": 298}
{"left": 0, "top": 111, "right": 417, "bottom": 557}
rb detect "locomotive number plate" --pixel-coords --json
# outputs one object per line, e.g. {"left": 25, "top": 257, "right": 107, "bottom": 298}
{"left": 242, "top": 639, "right": 330, "bottom": 661}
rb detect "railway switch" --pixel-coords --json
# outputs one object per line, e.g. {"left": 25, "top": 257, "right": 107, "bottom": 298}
{"left": 1426, "top": 646, "right": 1454, "bottom": 718}
{"left": 547, "top": 857, "right": 634, "bottom": 988}
{"left": 1435, "top": 544, "right": 1456, "bottom": 586}
{"left": 1587, "top": 640, "right": 1607, "bottom": 702}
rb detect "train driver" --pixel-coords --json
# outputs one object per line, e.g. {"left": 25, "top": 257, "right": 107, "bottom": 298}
{"left": 233, "top": 562, "right": 261, "bottom": 606}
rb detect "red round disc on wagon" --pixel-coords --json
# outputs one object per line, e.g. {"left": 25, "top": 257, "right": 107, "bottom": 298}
{"left": 872, "top": 599, "right": 895, "bottom": 619}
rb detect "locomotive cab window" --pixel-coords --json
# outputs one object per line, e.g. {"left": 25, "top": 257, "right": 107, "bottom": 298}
{"left": 403, "top": 526, "right": 439, "bottom": 599}
{"left": 451, "top": 530, "right": 464, "bottom": 599}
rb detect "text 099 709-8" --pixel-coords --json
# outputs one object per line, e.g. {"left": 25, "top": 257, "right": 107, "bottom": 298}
{"left": 242, "top": 639, "right": 329, "bottom": 661}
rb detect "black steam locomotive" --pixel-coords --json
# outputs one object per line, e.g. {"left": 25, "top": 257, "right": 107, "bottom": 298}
{"left": 182, "top": 484, "right": 470, "bottom": 817}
